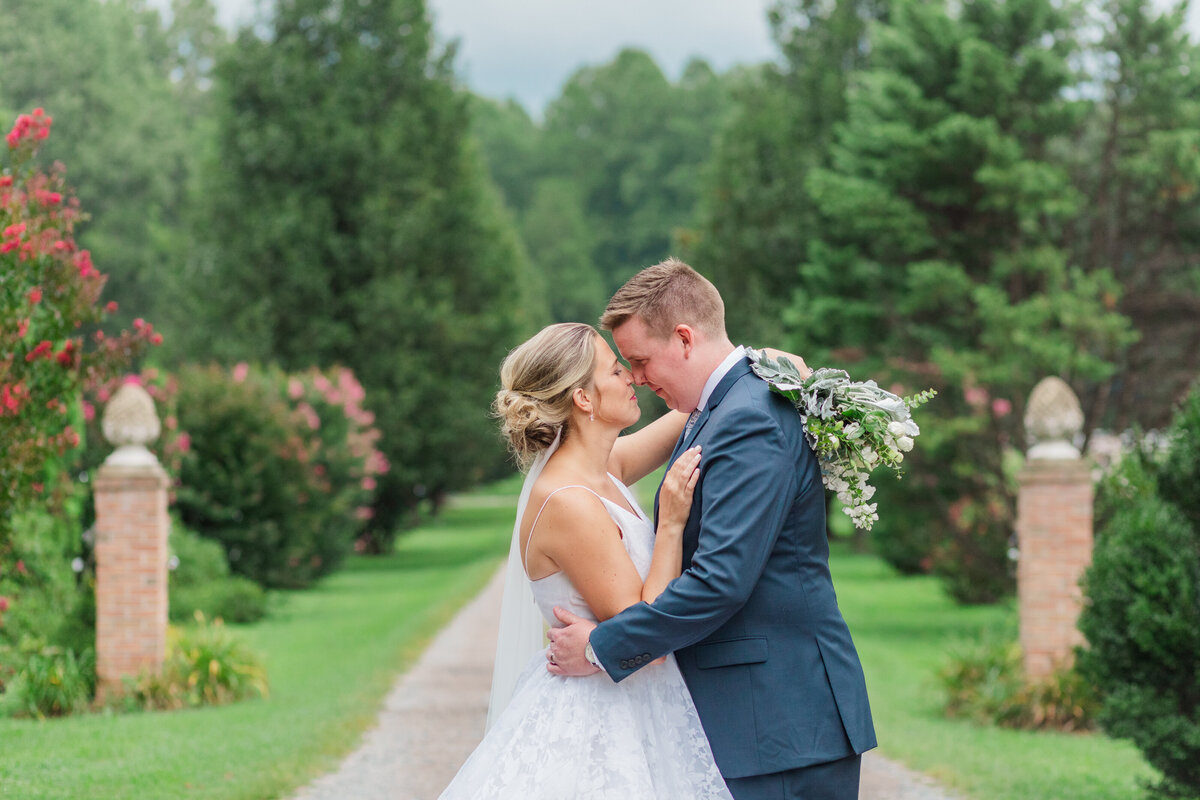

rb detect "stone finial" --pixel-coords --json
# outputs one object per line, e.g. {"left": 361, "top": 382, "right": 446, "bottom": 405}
{"left": 1024, "top": 377, "right": 1084, "bottom": 460}
{"left": 101, "top": 382, "right": 161, "bottom": 466}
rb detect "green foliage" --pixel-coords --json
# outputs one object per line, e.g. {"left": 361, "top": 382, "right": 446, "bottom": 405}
{"left": 0, "top": 646, "right": 94, "bottom": 719}
{"left": 1079, "top": 387, "right": 1200, "bottom": 798}
{"left": 939, "top": 634, "right": 1097, "bottom": 732}
{"left": 116, "top": 613, "right": 268, "bottom": 711}
{"left": 169, "top": 524, "right": 267, "bottom": 624}
{"left": 0, "top": 0, "right": 214, "bottom": 336}
{"left": 785, "top": 0, "right": 1134, "bottom": 602}
{"left": 188, "top": 0, "right": 532, "bottom": 540}
{"left": 1069, "top": 0, "right": 1200, "bottom": 432}
{"left": 694, "top": 0, "right": 886, "bottom": 343}
{"left": 173, "top": 364, "right": 380, "bottom": 588}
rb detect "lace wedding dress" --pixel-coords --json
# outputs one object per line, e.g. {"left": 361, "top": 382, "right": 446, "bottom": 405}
{"left": 438, "top": 476, "right": 732, "bottom": 800}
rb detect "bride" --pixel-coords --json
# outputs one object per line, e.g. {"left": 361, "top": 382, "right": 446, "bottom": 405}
{"left": 438, "top": 321, "right": 733, "bottom": 799}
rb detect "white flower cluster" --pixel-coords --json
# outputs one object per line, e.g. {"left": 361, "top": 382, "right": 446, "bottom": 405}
{"left": 747, "top": 350, "right": 935, "bottom": 530}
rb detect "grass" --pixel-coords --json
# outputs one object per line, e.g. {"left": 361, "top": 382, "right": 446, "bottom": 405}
{"left": 831, "top": 546, "right": 1157, "bottom": 799}
{"left": 0, "top": 501, "right": 512, "bottom": 800}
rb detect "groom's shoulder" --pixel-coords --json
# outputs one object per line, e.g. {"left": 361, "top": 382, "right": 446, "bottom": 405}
{"left": 719, "top": 370, "right": 802, "bottom": 431}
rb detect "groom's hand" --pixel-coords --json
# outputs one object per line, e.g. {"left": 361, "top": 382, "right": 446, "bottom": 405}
{"left": 546, "top": 607, "right": 601, "bottom": 677}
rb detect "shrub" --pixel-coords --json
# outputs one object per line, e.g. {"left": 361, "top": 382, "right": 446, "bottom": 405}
{"left": 0, "top": 646, "right": 94, "bottom": 719}
{"left": 116, "top": 612, "right": 268, "bottom": 711}
{"left": 171, "top": 578, "right": 266, "bottom": 625}
{"left": 172, "top": 363, "right": 384, "bottom": 588}
{"left": 0, "top": 108, "right": 158, "bottom": 644}
{"left": 168, "top": 523, "right": 266, "bottom": 624}
{"left": 940, "top": 633, "right": 1097, "bottom": 732}
{"left": 1078, "top": 386, "right": 1200, "bottom": 799}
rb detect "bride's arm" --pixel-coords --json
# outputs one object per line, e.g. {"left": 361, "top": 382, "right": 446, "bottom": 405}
{"left": 607, "top": 409, "right": 688, "bottom": 487}
{"left": 538, "top": 449, "right": 702, "bottom": 619}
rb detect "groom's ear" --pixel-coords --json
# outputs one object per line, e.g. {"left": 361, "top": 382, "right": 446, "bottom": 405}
{"left": 675, "top": 324, "right": 695, "bottom": 356}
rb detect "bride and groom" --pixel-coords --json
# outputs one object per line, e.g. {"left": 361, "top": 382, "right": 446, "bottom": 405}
{"left": 440, "top": 258, "right": 876, "bottom": 800}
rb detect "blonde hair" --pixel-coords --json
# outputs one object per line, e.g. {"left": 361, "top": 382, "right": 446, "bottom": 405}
{"left": 599, "top": 257, "right": 725, "bottom": 339}
{"left": 493, "top": 323, "right": 598, "bottom": 468}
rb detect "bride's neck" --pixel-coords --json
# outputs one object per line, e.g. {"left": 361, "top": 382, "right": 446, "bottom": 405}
{"left": 554, "top": 420, "right": 618, "bottom": 482}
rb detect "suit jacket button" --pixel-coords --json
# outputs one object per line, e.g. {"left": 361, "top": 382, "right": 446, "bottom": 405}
{"left": 634, "top": 655, "right": 643, "bottom": 665}
{"left": 620, "top": 660, "right": 629, "bottom": 669}
{"left": 642, "top": 652, "right": 651, "bottom": 660}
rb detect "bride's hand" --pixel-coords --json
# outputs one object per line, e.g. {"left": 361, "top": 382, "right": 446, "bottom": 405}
{"left": 761, "top": 347, "right": 812, "bottom": 379}
{"left": 658, "top": 446, "right": 701, "bottom": 533}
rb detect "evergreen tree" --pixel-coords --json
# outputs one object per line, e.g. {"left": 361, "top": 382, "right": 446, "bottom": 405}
{"left": 795, "top": 0, "right": 1134, "bottom": 601}
{"left": 191, "top": 0, "right": 533, "bottom": 544}
{"left": 692, "top": 0, "right": 886, "bottom": 344}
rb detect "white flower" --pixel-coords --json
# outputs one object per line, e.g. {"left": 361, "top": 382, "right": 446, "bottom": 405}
{"left": 897, "top": 436, "right": 914, "bottom": 452}
{"left": 888, "top": 421, "right": 906, "bottom": 436}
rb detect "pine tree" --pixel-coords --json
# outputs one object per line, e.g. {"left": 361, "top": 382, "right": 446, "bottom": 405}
{"left": 794, "top": 0, "right": 1134, "bottom": 601}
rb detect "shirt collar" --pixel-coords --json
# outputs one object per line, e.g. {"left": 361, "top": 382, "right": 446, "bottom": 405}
{"left": 695, "top": 346, "right": 745, "bottom": 413}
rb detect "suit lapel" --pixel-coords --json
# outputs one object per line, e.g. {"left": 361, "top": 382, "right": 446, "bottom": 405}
{"left": 656, "top": 358, "right": 754, "bottom": 523}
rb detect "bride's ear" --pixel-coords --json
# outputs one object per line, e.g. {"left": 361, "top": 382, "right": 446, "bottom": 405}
{"left": 571, "top": 387, "right": 592, "bottom": 415}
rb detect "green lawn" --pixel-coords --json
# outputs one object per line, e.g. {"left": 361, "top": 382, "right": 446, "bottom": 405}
{"left": 0, "top": 501, "right": 512, "bottom": 800}
{"left": 833, "top": 548, "right": 1156, "bottom": 799}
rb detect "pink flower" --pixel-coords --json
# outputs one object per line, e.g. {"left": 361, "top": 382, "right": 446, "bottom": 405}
{"left": 123, "top": 374, "right": 144, "bottom": 386}
{"left": 0, "top": 596, "right": 8, "bottom": 612}
{"left": 355, "top": 507, "right": 375, "bottom": 520}
{"left": 25, "top": 340, "right": 53, "bottom": 362}
{"left": 288, "top": 378, "right": 304, "bottom": 400}
{"left": 361, "top": 477, "right": 377, "bottom": 491}
{"left": 176, "top": 433, "right": 191, "bottom": 454}
{"left": 991, "top": 398, "right": 1013, "bottom": 418}
{"left": 232, "top": 362, "right": 249, "bottom": 383}
{"left": 27, "top": 287, "right": 42, "bottom": 305}
{"left": 105, "top": 301, "right": 118, "bottom": 313}
{"left": 82, "top": 400, "right": 95, "bottom": 422}
{"left": 964, "top": 387, "right": 989, "bottom": 407}
{"left": 16, "top": 318, "right": 28, "bottom": 338}
{"left": 297, "top": 402, "right": 320, "bottom": 430}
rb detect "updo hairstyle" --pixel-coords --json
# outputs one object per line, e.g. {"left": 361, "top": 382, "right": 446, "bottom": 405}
{"left": 493, "top": 323, "right": 598, "bottom": 468}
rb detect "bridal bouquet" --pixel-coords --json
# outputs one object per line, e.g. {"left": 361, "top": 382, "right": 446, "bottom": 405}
{"left": 746, "top": 349, "right": 936, "bottom": 530}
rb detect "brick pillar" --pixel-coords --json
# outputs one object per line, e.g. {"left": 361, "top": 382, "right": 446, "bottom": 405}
{"left": 94, "top": 462, "right": 170, "bottom": 700}
{"left": 1016, "top": 458, "right": 1093, "bottom": 680}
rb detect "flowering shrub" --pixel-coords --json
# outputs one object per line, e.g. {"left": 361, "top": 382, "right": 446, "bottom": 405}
{"left": 172, "top": 363, "right": 386, "bottom": 588}
{"left": 0, "top": 109, "right": 159, "bottom": 661}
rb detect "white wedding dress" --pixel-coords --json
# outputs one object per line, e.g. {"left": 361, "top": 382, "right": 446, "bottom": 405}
{"left": 438, "top": 476, "right": 732, "bottom": 800}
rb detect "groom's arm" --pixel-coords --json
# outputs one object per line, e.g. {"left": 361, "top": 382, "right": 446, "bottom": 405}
{"left": 589, "top": 400, "right": 810, "bottom": 681}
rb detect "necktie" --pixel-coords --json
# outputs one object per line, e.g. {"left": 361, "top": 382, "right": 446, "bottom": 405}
{"left": 685, "top": 409, "right": 700, "bottom": 434}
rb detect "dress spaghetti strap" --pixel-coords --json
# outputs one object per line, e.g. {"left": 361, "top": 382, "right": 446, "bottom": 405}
{"left": 522, "top": 485, "right": 602, "bottom": 577}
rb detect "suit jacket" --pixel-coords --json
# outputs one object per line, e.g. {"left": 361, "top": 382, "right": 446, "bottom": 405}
{"left": 590, "top": 358, "right": 877, "bottom": 780}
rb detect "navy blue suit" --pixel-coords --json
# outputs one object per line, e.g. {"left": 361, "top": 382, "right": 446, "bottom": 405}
{"left": 590, "top": 358, "right": 876, "bottom": 799}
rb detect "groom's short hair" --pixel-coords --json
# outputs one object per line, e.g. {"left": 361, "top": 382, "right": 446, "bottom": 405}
{"left": 600, "top": 257, "right": 725, "bottom": 339}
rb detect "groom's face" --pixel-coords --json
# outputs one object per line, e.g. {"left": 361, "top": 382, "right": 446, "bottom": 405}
{"left": 611, "top": 316, "right": 699, "bottom": 412}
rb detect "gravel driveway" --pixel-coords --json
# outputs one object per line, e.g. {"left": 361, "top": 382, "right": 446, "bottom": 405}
{"left": 291, "top": 568, "right": 964, "bottom": 800}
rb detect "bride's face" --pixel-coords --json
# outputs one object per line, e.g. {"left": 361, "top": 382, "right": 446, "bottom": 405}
{"left": 588, "top": 335, "right": 641, "bottom": 429}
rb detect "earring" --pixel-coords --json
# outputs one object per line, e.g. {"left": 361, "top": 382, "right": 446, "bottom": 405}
{"left": 589, "top": 412, "right": 594, "bottom": 422}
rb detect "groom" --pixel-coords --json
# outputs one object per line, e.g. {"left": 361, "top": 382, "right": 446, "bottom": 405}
{"left": 548, "top": 258, "right": 876, "bottom": 799}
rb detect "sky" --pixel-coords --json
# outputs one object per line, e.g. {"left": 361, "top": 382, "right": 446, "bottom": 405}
{"left": 208, "top": 0, "right": 779, "bottom": 115}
